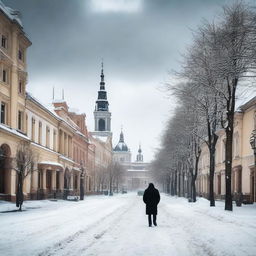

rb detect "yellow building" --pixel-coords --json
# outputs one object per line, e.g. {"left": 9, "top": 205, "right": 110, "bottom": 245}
{"left": 0, "top": 3, "right": 31, "bottom": 201}
{"left": 197, "top": 97, "right": 256, "bottom": 202}
{"left": 0, "top": 1, "right": 113, "bottom": 202}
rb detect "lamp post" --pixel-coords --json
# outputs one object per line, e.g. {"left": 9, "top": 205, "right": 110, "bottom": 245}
{"left": 80, "top": 161, "right": 85, "bottom": 200}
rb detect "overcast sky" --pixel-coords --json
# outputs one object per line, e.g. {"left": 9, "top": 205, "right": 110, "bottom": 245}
{"left": 3, "top": 0, "right": 250, "bottom": 162}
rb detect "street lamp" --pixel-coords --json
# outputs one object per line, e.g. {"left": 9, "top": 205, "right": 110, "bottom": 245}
{"left": 250, "top": 129, "right": 256, "bottom": 170}
{"left": 80, "top": 161, "right": 85, "bottom": 200}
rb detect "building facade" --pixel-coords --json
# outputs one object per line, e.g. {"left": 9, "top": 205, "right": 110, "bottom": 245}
{"left": 197, "top": 97, "right": 256, "bottom": 202}
{"left": 0, "top": 1, "right": 113, "bottom": 201}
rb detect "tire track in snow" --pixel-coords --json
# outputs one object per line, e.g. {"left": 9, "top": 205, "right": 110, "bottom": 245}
{"left": 160, "top": 200, "right": 218, "bottom": 256}
{"left": 37, "top": 198, "right": 134, "bottom": 256}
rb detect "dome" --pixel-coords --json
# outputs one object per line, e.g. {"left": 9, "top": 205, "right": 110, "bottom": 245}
{"left": 114, "top": 142, "right": 128, "bottom": 152}
{"left": 113, "top": 130, "right": 129, "bottom": 152}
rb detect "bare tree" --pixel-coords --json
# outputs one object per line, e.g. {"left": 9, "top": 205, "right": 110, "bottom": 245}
{"left": 112, "top": 161, "right": 125, "bottom": 193}
{"left": 14, "top": 141, "right": 37, "bottom": 211}
{"left": 95, "top": 166, "right": 107, "bottom": 193}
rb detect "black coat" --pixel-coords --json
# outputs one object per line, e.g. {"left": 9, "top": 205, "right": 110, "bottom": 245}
{"left": 143, "top": 185, "right": 160, "bottom": 215}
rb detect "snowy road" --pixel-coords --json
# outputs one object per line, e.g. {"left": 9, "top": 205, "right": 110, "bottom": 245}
{"left": 0, "top": 194, "right": 256, "bottom": 256}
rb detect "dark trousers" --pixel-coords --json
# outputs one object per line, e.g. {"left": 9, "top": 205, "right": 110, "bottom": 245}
{"left": 148, "top": 214, "right": 156, "bottom": 226}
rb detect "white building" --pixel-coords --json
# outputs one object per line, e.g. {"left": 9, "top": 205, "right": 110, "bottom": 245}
{"left": 113, "top": 131, "right": 151, "bottom": 191}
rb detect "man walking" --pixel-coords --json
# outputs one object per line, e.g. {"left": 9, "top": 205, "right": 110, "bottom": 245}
{"left": 143, "top": 183, "right": 160, "bottom": 227}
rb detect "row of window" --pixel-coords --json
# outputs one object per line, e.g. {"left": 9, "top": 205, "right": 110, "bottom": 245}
{"left": 0, "top": 102, "right": 24, "bottom": 131}
{"left": 0, "top": 65, "right": 25, "bottom": 95}
{"left": 198, "top": 169, "right": 242, "bottom": 195}
{"left": 73, "top": 145, "right": 86, "bottom": 164}
{"left": 200, "top": 136, "right": 241, "bottom": 169}
{"left": 30, "top": 117, "right": 57, "bottom": 151}
{"left": 1, "top": 34, "right": 25, "bottom": 62}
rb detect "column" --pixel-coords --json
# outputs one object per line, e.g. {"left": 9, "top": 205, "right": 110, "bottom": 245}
{"left": 42, "top": 168, "right": 46, "bottom": 190}
{"left": 52, "top": 170, "right": 56, "bottom": 190}
{"left": 10, "top": 30, "right": 18, "bottom": 129}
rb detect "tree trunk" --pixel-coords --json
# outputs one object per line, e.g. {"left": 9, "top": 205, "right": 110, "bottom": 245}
{"left": 225, "top": 122, "right": 234, "bottom": 211}
{"left": 209, "top": 147, "right": 216, "bottom": 207}
{"left": 166, "top": 175, "right": 170, "bottom": 194}
{"left": 174, "top": 170, "right": 177, "bottom": 195}
{"left": 191, "top": 177, "right": 196, "bottom": 202}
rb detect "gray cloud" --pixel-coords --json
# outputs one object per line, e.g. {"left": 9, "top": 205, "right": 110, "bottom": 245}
{"left": 3, "top": 0, "right": 251, "bottom": 161}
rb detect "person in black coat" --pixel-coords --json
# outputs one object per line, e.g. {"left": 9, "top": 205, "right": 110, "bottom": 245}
{"left": 143, "top": 183, "right": 160, "bottom": 227}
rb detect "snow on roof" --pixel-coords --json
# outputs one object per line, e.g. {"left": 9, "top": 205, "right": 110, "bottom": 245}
{"left": 72, "top": 167, "right": 80, "bottom": 172}
{"left": 0, "top": 1, "right": 22, "bottom": 27}
{"left": 52, "top": 99, "right": 66, "bottom": 104}
{"left": 92, "top": 135, "right": 108, "bottom": 143}
{"left": 38, "top": 161, "right": 64, "bottom": 169}
{"left": 27, "top": 93, "right": 79, "bottom": 132}
{"left": 31, "top": 142, "right": 59, "bottom": 155}
{"left": 0, "top": 124, "right": 29, "bottom": 140}
{"left": 59, "top": 155, "right": 75, "bottom": 164}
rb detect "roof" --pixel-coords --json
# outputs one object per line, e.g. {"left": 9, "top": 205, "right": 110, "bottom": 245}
{"left": 113, "top": 142, "right": 129, "bottom": 152}
{"left": 92, "top": 135, "right": 108, "bottom": 143}
{"left": 0, "top": 123, "right": 29, "bottom": 140}
{"left": 0, "top": 1, "right": 22, "bottom": 27}
{"left": 38, "top": 161, "right": 64, "bottom": 169}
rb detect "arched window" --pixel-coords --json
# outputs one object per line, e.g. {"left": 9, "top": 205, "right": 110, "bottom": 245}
{"left": 99, "top": 119, "right": 105, "bottom": 131}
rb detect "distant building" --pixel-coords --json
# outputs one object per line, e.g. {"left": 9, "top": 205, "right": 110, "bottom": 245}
{"left": 113, "top": 130, "right": 151, "bottom": 191}
{"left": 113, "top": 130, "right": 131, "bottom": 163}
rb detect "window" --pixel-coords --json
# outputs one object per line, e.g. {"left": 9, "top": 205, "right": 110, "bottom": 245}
{"left": 1, "top": 102, "right": 6, "bottom": 124}
{"left": 19, "top": 81, "right": 23, "bottom": 94}
{"left": 98, "top": 119, "right": 105, "bottom": 131}
{"left": 18, "top": 49, "right": 23, "bottom": 61}
{"left": 18, "top": 111, "right": 23, "bottom": 130}
{"left": 53, "top": 130, "right": 57, "bottom": 151}
{"left": 1, "top": 35, "right": 7, "bottom": 48}
{"left": 24, "top": 114, "right": 28, "bottom": 134}
{"left": 31, "top": 117, "right": 35, "bottom": 141}
{"left": 38, "top": 122, "right": 42, "bottom": 144}
{"left": 3, "top": 69, "right": 7, "bottom": 82}
{"left": 46, "top": 126, "right": 50, "bottom": 148}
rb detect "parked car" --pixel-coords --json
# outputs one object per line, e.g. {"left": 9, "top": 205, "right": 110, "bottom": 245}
{"left": 137, "top": 190, "right": 144, "bottom": 196}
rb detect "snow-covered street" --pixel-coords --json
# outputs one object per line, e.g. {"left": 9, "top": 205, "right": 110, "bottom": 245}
{"left": 0, "top": 194, "right": 256, "bottom": 256}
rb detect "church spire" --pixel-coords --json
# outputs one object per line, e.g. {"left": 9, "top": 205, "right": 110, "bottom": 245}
{"left": 100, "top": 61, "right": 105, "bottom": 90}
{"left": 93, "top": 61, "right": 112, "bottom": 137}
{"left": 96, "top": 61, "right": 108, "bottom": 111}
{"left": 119, "top": 129, "right": 124, "bottom": 143}
{"left": 136, "top": 144, "right": 143, "bottom": 162}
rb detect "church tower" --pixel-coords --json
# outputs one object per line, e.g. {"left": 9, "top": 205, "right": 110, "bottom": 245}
{"left": 113, "top": 129, "right": 131, "bottom": 163}
{"left": 136, "top": 144, "right": 143, "bottom": 162}
{"left": 92, "top": 62, "right": 112, "bottom": 137}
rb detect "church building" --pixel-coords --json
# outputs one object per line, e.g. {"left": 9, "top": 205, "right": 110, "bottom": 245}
{"left": 113, "top": 130, "right": 151, "bottom": 191}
